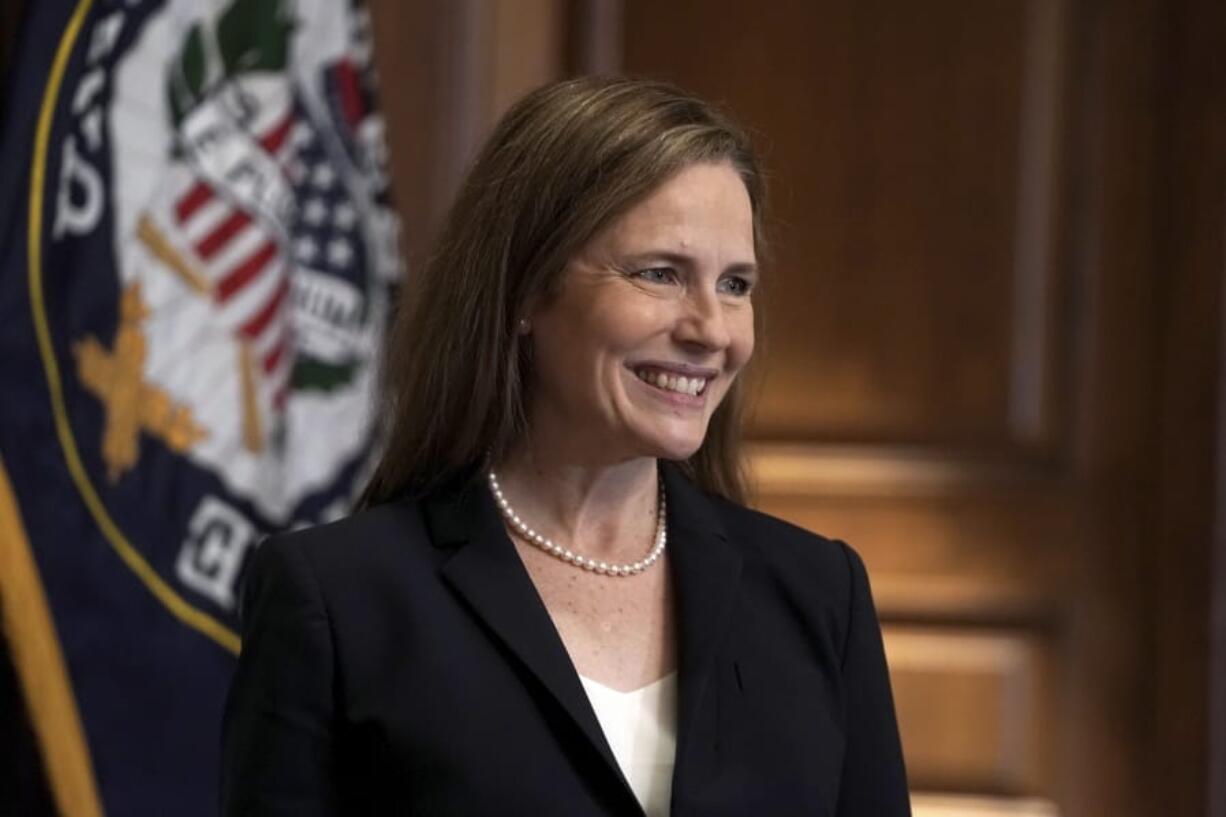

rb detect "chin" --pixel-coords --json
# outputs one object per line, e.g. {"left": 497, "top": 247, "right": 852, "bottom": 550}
{"left": 633, "top": 427, "right": 708, "bottom": 462}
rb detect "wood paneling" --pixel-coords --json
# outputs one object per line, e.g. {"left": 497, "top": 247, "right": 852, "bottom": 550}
{"left": 488, "top": 0, "right": 565, "bottom": 127}
{"left": 912, "top": 793, "right": 1057, "bottom": 817}
{"left": 566, "top": 0, "right": 622, "bottom": 75}
{"left": 369, "top": 0, "right": 565, "bottom": 259}
{"left": 624, "top": 0, "right": 1063, "bottom": 448}
{"left": 885, "top": 628, "right": 1051, "bottom": 793}
{"left": 1151, "top": 1, "right": 1226, "bottom": 815}
{"left": 368, "top": 0, "right": 456, "bottom": 264}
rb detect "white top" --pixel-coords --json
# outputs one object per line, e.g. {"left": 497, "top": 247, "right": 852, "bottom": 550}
{"left": 579, "top": 672, "right": 678, "bottom": 816}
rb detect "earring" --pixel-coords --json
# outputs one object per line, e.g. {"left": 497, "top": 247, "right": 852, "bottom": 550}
{"left": 517, "top": 318, "right": 531, "bottom": 335}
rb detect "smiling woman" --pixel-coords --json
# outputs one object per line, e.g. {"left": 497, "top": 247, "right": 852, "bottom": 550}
{"left": 221, "top": 77, "right": 911, "bottom": 816}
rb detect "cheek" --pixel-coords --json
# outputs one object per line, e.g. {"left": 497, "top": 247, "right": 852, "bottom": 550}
{"left": 728, "top": 308, "right": 756, "bottom": 370}
{"left": 534, "top": 315, "right": 634, "bottom": 398}
{"left": 530, "top": 333, "right": 584, "bottom": 399}
{"left": 584, "top": 303, "right": 664, "bottom": 375}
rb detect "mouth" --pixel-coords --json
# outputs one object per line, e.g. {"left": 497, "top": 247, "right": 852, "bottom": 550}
{"left": 630, "top": 365, "right": 714, "bottom": 397}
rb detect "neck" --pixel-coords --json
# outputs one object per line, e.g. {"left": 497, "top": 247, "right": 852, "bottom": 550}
{"left": 493, "top": 442, "right": 661, "bottom": 560}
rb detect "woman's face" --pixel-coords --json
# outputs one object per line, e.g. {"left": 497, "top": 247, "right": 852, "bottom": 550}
{"left": 526, "top": 160, "right": 757, "bottom": 463}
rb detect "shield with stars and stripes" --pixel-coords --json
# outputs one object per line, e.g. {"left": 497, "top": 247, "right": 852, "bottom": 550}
{"left": 108, "top": 0, "right": 400, "bottom": 524}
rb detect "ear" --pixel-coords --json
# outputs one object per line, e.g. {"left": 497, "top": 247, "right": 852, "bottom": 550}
{"left": 517, "top": 318, "right": 532, "bottom": 335}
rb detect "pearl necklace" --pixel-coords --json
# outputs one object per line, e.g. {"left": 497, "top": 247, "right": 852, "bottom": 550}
{"left": 486, "top": 470, "right": 667, "bottom": 577}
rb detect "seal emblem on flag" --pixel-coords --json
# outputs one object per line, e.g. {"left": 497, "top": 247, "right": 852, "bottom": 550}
{"left": 29, "top": 0, "right": 400, "bottom": 649}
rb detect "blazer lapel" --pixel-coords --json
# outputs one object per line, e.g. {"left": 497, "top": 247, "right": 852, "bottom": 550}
{"left": 424, "top": 478, "right": 636, "bottom": 803}
{"left": 660, "top": 464, "right": 744, "bottom": 796}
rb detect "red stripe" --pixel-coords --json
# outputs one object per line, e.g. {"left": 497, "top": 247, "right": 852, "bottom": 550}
{"left": 239, "top": 275, "right": 290, "bottom": 339}
{"left": 335, "top": 59, "right": 365, "bottom": 128}
{"left": 272, "top": 384, "right": 290, "bottom": 412}
{"left": 259, "top": 113, "right": 295, "bottom": 154}
{"left": 175, "top": 113, "right": 289, "bottom": 228}
{"left": 262, "top": 332, "right": 290, "bottom": 374}
{"left": 175, "top": 182, "right": 213, "bottom": 223}
{"left": 195, "top": 209, "right": 253, "bottom": 260}
{"left": 216, "top": 241, "right": 278, "bottom": 302}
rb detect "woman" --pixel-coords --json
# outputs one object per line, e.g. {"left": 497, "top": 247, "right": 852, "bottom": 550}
{"left": 222, "top": 77, "right": 910, "bottom": 816}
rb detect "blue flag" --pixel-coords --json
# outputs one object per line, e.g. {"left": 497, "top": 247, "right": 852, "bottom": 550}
{"left": 0, "top": 1, "right": 401, "bottom": 813}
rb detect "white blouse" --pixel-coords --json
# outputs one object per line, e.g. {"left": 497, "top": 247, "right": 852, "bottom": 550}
{"left": 579, "top": 672, "right": 678, "bottom": 816}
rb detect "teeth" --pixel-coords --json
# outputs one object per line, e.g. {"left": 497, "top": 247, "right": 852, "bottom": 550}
{"left": 635, "top": 368, "right": 708, "bottom": 396}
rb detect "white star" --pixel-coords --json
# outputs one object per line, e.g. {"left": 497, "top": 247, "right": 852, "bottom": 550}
{"left": 294, "top": 235, "right": 318, "bottom": 263}
{"left": 302, "top": 198, "right": 328, "bottom": 226}
{"left": 333, "top": 203, "right": 357, "bottom": 229}
{"left": 291, "top": 122, "right": 314, "bottom": 146}
{"left": 327, "top": 237, "right": 354, "bottom": 267}
{"left": 311, "top": 163, "right": 336, "bottom": 189}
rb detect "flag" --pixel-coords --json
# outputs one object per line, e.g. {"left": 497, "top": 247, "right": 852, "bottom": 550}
{"left": 0, "top": 0, "right": 402, "bottom": 813}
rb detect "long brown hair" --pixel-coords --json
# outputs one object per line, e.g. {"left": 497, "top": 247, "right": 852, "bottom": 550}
{"left": 361, "top": 76, "right": 766, "bottom": 506}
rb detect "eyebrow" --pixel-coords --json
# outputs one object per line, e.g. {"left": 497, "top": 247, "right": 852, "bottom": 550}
{"left": 625, "top": 250, "right": 758, "bottom": 276}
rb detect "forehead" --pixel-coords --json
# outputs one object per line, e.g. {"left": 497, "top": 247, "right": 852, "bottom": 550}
{"left": 595, "top": 161, "right": 755, "bottom": 252}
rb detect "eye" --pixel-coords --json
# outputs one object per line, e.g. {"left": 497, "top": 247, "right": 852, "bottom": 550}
{"left": 635, "top": 266, "right": 678, "bottom": 284}
{"left": 718, "top": 275, "right": 754, "bottom": 296}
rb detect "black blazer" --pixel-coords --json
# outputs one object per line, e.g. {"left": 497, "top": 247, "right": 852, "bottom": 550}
{"left": 221, "top": 463, "right": 910, "bottom": 816}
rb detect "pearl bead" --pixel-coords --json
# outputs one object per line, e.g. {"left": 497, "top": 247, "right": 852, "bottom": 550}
{"left": 487, "top": 470, "right": 666, "bottom": 577}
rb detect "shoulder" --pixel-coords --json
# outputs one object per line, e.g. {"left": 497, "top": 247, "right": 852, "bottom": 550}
{"left": 262, "top": 495, "right": 427, "bottom": 563}
{"left": 687, "top": 488, "right": 884, "bottom": 671}
{"left": 284, "top": 495, "right": 426, "bottom": 547}
{"left": 703, "top": 491, "right": 868, "bottom": 609}
{"left": 242, "top": 496, "right": 431, "bottom": 616}
{"left": 706, "top": 491, "right": 859, "bottom": 575}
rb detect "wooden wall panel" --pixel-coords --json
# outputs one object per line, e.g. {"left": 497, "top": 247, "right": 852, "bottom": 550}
{"left": 757, "top": 490, "right": 1079, "bottom": 620}
{"left": 369, "top": 0, "right": 564, "bottom": 259}
{"left": 623, "top": 0, "right": 1064, "bottom": 448}
{"left": 1151, "top": 3, "right": 1226, "bottom": 816}
{"left": 912, "top": 793, "right": 1057, "bottom": 817}
{"left": 884, "top": 628, "right": 1051, "bottom": 793}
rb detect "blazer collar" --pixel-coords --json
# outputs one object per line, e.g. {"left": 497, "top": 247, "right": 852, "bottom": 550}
{"left": 422, "top": 462, "right": 743, "bottom": 810}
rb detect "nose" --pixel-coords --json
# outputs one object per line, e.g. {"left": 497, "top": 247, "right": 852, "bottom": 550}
{"left": 673, "top": 288, "right": 731, "bottom": 352}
